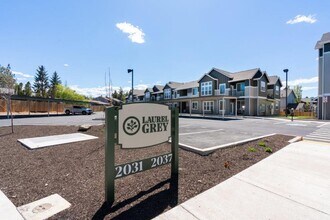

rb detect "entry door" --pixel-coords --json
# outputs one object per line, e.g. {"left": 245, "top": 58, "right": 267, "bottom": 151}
{"left": 230, "top": 103, "right": 234, "bottom": 115}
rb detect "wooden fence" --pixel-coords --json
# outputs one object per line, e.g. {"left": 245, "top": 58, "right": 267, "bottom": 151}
{"left": 0, "top": 99, "right": 106, "bottom": 114}
{"left": 280, "top": 110, "right": 316, "bottom": 117}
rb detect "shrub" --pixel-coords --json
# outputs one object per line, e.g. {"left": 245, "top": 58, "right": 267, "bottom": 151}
{"left": 258, "top": 141, "right": 266, "bottom": 147}
{"left": 265, "top": 147, "right": 273, "bottom": 153}
{"left": 248, "top": 147, "right": 257, "bottom": 152}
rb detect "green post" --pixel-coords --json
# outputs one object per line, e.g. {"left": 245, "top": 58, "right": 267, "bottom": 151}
{"left": 171, "top": 107, "right": 179, "bottom": 205}
{"left": 105, "top": 107, "right": 118, "bottom": 205}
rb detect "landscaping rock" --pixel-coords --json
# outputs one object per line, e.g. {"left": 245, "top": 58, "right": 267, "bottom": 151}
{"left": 78, "top": 124, "right": 92, "bottom": 131}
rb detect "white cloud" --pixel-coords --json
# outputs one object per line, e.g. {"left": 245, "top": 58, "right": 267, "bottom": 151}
{"left": 287, "top": 76, "right": 318, "bottom": 86}
{"left": 64, "top": 64, "right": 69, "bottom": 67}
{"left": 302, "top": 86, "right": 317, "bottom": 91}
{"left": 286, "top": 15, "right": 317, "bottom": 24}
{"left": 12, "top": 71, "right": 33, "bottom": 78}
{"left": 116, "top": 22, "right": 145, "bottom": 44}
{"left": 68, "top": 84, "right": 150, "bottom": 97}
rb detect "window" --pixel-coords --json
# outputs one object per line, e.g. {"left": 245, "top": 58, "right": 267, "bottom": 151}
{"left": 203, "top": 101, "right": 214, "bottom": 111}
{"left": 260, "top": 81, "right": 266, "bottom": 92}
{"left": 275, "top": 86, "right": 280, "bottom": 95}
{"left": 192, "top": 101, "right": 198, "bottom": 110}
{"left": 275, "top": 103, "right": 279, "bottom": 111}
{"left": 325, "top": 43, "right": 330, "bottom": 53}
{"left": 319, "top": 48, "right": 323, "bottom": 57}
{"left": 219, "top": 83, "right": 226, "bottom": 95}
{"left": 145, "top": 92, "right": 150, "bottom": 99}
{"left": 164, "top": 89, "right": 171, "bottom": 99}
{"left": 201, "top": 81, "right": 212, "bottom": 96}
{"left": 192, "top": 87, "right": 198, "bottom": 96}
{"left": 236, "top": 83, "right": 245, "bottom": 92}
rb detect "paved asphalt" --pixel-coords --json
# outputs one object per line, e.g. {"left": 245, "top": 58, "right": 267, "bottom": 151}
{"left": 1, "top": 113, "right": 328, "bottom": 149}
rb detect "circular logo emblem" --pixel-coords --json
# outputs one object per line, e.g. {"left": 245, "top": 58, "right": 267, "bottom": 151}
{"left": 123, "top": 116, "right": 140, "bottom": 135}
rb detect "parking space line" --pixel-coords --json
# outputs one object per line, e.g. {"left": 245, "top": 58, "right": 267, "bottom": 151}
{"left": 180, "top": 129, "right": 224, "bottom": 136}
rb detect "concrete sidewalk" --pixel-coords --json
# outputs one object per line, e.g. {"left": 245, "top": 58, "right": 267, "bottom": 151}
{"left": 155, "top": 140, "right": 330, "bottom": 220}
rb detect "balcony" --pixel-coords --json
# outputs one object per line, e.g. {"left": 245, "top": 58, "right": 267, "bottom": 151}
{"left": 174, "top": 92, "right": 199, "bottom": 99}
{"left": 215, "top": 89, "right": 230, "bottom": 96}
{"left": 245, "top": 87, "right": 257, "bottom": 97}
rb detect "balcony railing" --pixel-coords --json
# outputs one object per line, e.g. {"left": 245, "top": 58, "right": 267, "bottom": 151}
{"left": 174, "top": 92, "right": 199, "bottom": 99}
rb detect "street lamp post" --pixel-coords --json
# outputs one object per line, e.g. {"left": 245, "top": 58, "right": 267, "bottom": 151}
{"left": 127, "top": 69, "right": 134, "bottom": 103}
{"left": 283, "top": 69, "right": 289, "bottom": 117}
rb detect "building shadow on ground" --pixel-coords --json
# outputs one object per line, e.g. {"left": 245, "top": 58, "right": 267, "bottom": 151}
{"left": 92, "top": 178, "right": 178, "bottom": 220}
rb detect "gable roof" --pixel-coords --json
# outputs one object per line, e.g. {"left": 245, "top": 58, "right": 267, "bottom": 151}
{"left": 315, "top": 32, "right": 330, "bottom": 49}
{"left": 254, "top": 71, "right": 270, "bottom": 83}
{"left": 153, "top": 85, "right": 164, "bottom": 92}
{"left": 209, "top": 68, "right": 233, "bottom": 78}
{"left": 229, "top": 68, "right": 260, "bottom": 83}
{"left": 164, "top": 81, "right": 183, "bottom": 89}
{"left": 134, "top": 89, "right": 146, "bottom": 97}
{"left": 144, "top": 88, "right": 153, "bottom": 93}
{"left": 175, "top": 80, "right": 199, "bottom": 91}
{"left": 280, "top": 89, "right": 297, "bottom": 99}
{"left": 197, "top": 73, "right": 217, "bottom": 83}
{"left": 268, "top": 75, "right": 283, "bottom": 87}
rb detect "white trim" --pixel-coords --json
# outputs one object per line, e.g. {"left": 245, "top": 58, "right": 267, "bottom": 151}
{"left": 203, "top": 100, "right": 214, "bottom": 112}
{"left": 201, "top": 81, "right": 213, "bottom": 96}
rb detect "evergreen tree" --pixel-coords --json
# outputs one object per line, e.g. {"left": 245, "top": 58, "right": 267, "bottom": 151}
{"left": 118, "top": 87, "right": 124, "bottom": 101}
{"left": 24, "top": 81, "right": 32, "bottom": 96}
{"left": 33, "top": 65, "right": 49, "bottom": 97}
{"left": 15, "top": 83, "right": 24, "bottom": 96}
{"left": 49, "top": 71, "right": 61, "bottom": 98}
{"left": 112, "top": 90, "right": 118, "bottom": 99}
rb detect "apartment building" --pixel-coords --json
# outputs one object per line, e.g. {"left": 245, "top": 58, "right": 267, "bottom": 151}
{"left": 129, "top": 67, "right": 282, "bottom": 117}
{"left": 315, "top": 32, "right": 330, "bottom": 120}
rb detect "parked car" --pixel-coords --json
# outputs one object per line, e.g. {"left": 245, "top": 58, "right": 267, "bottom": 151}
{"left": 65, "top": 106, "right": 93, "bottom": 115}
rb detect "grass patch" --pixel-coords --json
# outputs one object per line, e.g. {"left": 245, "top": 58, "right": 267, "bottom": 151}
{"left": 265, "top": 147, "right": 273, "bottom": 153}
{"left": 258, "top": 141, "right": 266, "bottom": 147}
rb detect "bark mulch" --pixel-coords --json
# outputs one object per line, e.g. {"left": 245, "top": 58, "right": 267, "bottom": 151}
{"left": 0, "top": 125, "right": 293, "bottom": 219}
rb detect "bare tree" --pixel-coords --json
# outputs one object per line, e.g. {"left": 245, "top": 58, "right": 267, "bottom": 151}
{"left": 0, "top": 64, "right": 16, "bottom": 133}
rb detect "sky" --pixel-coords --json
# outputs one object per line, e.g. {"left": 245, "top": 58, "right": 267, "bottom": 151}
{"left": 1, "top": 0, "right": 329, "bottom": 98}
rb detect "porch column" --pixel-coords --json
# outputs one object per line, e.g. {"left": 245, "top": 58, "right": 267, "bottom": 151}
{"left": 202, "top": 101, "right": 204, "bottom": 117}
{"left": 222, "top": 98, "right": 225, "bottom": 119}
{"left": 189, "top": 100, "right": 192, "bottom": 116}
{"left": 235, "top": 98, "right": 237, "bottom": 118}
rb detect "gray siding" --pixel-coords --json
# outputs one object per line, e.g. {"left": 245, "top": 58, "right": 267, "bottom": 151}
{"left": 324, "top": 53, "right": 330, "bottom": 94}
{"left": 319, "top": 57, "right": 323, "bottom": 95}
{"left": 258, "top": 74, "right": 268, "bottom": 97}
{"left": 208, "top": 70, "right": 231, "bottom": 88}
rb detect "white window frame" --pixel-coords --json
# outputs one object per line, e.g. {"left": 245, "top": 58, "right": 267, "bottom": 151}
{"left": 275, "top": 85, "right": 280, "bottom": 95}
{"left": 203, "top": 101, "right": 214, "bottom": 111}
{"left": 236, "top": 83, "right": 244, "bottom": 92}
{"left": 201, "top": 81, "right": 212, "bottom": 96}
{"left": 164, "top": 89, "right": 171, "bottom": 99}
{"left": 192, "top": 101, "right": 198, "bottom": 110}
{"left": 261, "top": 81, "right": 266, "bottom": 92}
{"left": 219, "top": 83, "right": 226, "bottom": 95}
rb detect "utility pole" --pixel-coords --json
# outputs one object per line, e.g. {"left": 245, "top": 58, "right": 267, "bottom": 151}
{"left": 128, "top": 69, "right": 134, "bottom": 103}
{"left": 283, "top": 69, "right": 289, "bottom": 117}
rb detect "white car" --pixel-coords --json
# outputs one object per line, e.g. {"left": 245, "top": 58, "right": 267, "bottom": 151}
{"left": 65, "top": 106, "right": 93, "bottom": 115}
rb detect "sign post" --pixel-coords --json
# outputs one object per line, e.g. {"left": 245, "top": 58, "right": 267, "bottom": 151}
{"left": 105, "top": 103, "right": 179, "bottom": 205}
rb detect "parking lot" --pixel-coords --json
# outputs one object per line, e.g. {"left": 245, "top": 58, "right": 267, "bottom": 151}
{"left": 179, "top": 117, "right": 325, "bottom": 150}
{"left": 1, "top": 113, "right": 327, "bottom": 152}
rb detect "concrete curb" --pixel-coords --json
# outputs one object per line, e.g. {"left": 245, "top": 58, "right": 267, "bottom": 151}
{"left": 288, "top": 136, "right": 303, "bottom": 143}
{"left": 179, "top": 133, "right": 277, "bottom": 156}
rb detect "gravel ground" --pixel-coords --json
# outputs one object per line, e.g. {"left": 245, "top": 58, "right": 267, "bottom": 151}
{"left": 0, "top": 125, "right": 293, "bottom": 219}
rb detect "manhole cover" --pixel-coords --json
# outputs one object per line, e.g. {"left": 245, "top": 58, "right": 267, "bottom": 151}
{"left": 32, "top": 203, "right": 52, "bottom": 213}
